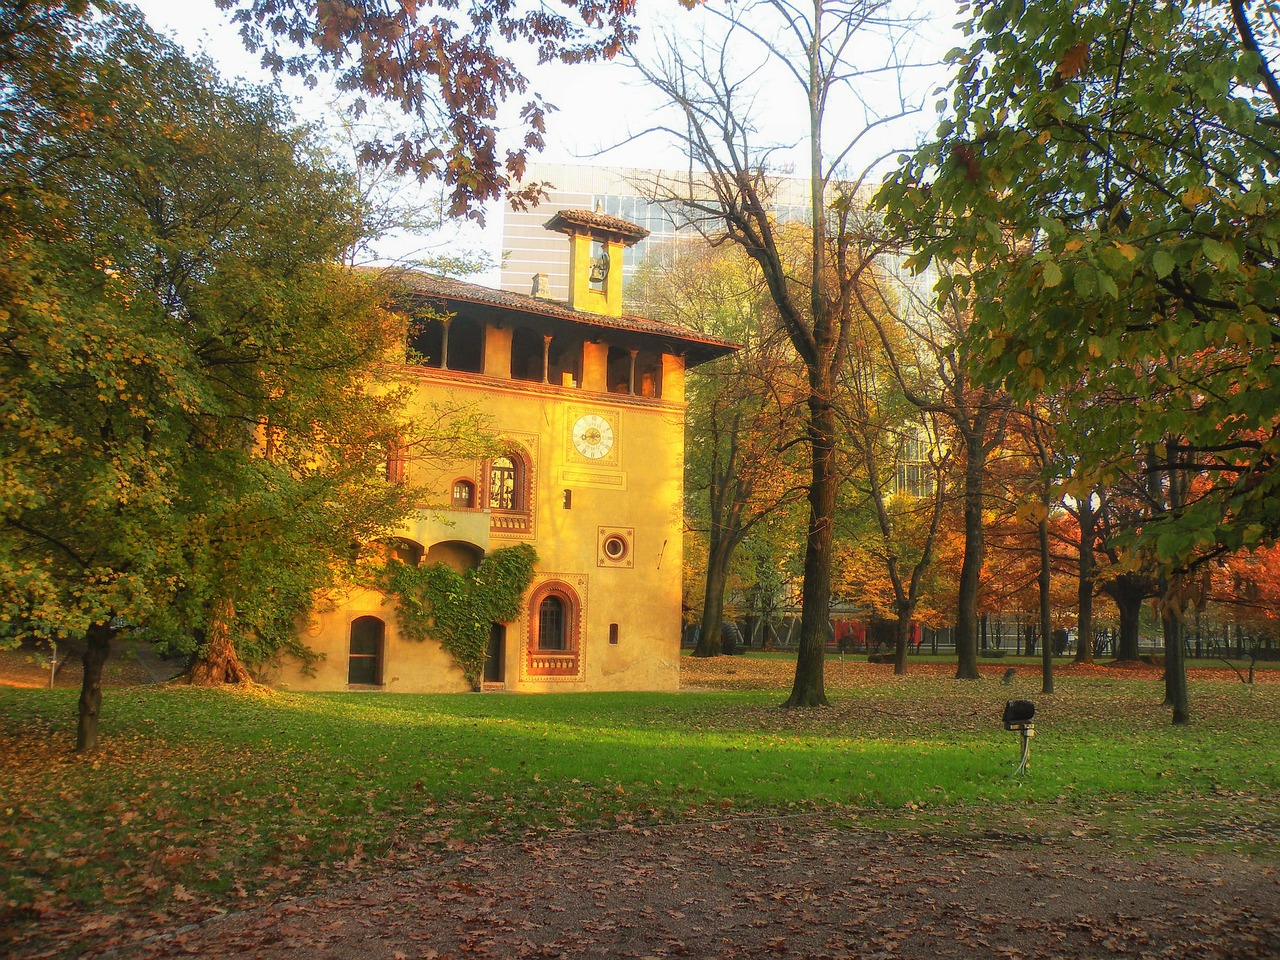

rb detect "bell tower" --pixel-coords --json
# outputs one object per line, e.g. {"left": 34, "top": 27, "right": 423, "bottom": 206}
{"left": 543, "top": 209, "right": 650, "bottom": 318}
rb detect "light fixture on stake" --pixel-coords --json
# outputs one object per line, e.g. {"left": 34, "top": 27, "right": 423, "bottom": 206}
{"left": 1002, "top": 699, "right": 1036, "bottom": 776}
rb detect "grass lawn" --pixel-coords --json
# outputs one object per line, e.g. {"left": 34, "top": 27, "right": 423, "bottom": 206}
{"left": 2, "top": 656, "right": 1278, "bottom": 953}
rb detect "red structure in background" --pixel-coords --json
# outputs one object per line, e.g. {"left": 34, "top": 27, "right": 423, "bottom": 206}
{"left": 830, "top": 617, "right": 921, "bottom": 653}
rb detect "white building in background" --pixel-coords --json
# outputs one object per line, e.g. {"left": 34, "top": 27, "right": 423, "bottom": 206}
{"left": 500, "top": 163, "right": 812, "bottom": 304}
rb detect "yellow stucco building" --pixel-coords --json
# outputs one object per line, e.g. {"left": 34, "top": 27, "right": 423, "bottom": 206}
{"left": 270, "top": 210, "right": 734, "bottom": 693}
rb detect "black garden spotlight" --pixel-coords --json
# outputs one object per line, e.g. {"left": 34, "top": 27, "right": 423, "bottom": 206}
{"left": 1002, "top": 699, "right": 1036, "bottom": 776}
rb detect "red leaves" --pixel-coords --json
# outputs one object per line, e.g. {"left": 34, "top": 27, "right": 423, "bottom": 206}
{"left": 1055, "top": 41, "right": 1091, "bottom": 82}
{"left": 950, "top": 142, "right": 981, "bottom": 181}
{"left": 221, "top": 0, "right": 643, "bottom": 221}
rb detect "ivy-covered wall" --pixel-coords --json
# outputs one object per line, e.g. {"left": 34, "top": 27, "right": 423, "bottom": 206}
{"left": 383, "top": 544, "right": 538, "bottom": 688}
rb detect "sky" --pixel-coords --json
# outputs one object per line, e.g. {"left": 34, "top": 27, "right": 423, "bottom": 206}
{"left": 130, "top": 0, "right": 961, "bottom": 270}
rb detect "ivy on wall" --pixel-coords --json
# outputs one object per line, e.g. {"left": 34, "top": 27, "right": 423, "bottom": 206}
{"left": 383, "top": 544, "right": 538, "bottom": 688}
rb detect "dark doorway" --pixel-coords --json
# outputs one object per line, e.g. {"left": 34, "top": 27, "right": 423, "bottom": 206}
{"left": 484, "top": 624, "right": 505, "bottom": 683}
{"left": 348, "top": 616, "right": 385, "bottom": 685}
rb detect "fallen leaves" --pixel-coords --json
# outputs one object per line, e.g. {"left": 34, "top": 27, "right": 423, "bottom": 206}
{"left": 2, "top": 662, "right": 1277, "bottom": 959}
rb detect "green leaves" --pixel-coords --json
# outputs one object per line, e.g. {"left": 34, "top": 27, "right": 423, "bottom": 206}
{"left": 383, "top": 545, "right": 538, "bottom": 687}
{"left": 1039, "top": 260, "right": 1064, "bottom": 288}
{"left": 876, "top": 0, "right": 1280, "bottom": 570}
{"left": 0, "top": 11, "right": 414, "bottom": 692}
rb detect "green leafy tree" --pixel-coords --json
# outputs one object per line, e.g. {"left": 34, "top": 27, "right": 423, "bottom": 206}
{"left": 878, "top": 0, "right": 1280, "bottom": 721}
{"left": 0, "top": 6, "right": 412, "bottom": 749}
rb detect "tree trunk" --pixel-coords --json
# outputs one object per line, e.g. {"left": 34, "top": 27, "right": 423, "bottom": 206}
{"left": 893, "top": 607, "right": 913, "bottom": 676}
{"left": 1159, "top": 444, "right": 1190, "bottom": 723}
{"left": 1038, "top": 514, "right": 1054, "bottom": 695}
{"left": 784, "top": 396, "right": 835, "bottom": 708}
{"left": 1161, "top": 607, "right": 1190, "bottom": 723}
{"left": 1161, "top": 581, "right": 1191, "bottom": 725}
{"left": 954, "top": 440, "right": 986, "bottom": 680}
{"left": 1114, "top": 585, "right": 1143, "bottom": 661}
{"left": 75, "top": 622, "right": 113, "bottom": 754}
{"left": 1075, "top": 495, "right": 1096, "bottom": 664}
{"left": 188, "top": 595, "right": 253, "bottom": 685}
{"left": 694, "top": 542, "right": 732, "bottom": 658}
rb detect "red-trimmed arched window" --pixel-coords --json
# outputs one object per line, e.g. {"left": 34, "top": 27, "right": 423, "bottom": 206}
{"left": 526, "top": 580, "right": 580, "bottom": 677}
{"left": 487, "top": 447, "right": 533, "bottom": 535}
{"left": 488, "top": 455, "right": 520, "bottom": 510}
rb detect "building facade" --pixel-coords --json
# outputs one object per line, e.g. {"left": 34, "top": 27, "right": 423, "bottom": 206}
{"left": 270, "top": 210, "right": 735, "bottom": 693}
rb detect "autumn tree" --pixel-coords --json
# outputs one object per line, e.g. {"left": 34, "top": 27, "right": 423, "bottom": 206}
{"left": 878, "top": 0, "right": 1280, "bottom": 722}
{"left": 0, "top": 7, "right": 413, "bottom": 749}
{"left": 630, "top": 0, "right": 925, "bottom": 706}
{"left": 858, "top": 267, "right": 1012, "bottom": 680}
{"left": 1210, "top": 544, "right": 1280, "bottom": 676}
{"left": 208, "top": 0, "right": 658, "bottom": 220}
{"left": 634, "top": 240, "right": 808, "bottom": 658}
{"left": 835, "top": 286, "right": 951, "bottom": 675}
{"left": 987, "top": 402, "right": 1087, "bottom": 691}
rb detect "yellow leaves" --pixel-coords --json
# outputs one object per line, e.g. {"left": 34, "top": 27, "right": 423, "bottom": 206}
{"left": 1226, "top": 321, "right": 1248, "bottom": 347}
{"left": 1181, "top": 185, "right": 1211, "bottom": 208}
{"left": 1015, "top": 346, "right": 1047, "bottom": 390}
{"left": 1112, "top": 242, "right": 1139, "bottom": 261}
{"left": 1015, "top": 500, "right": 1049, "bottom": 524}
{"left": 1242, "top": 303, "right": 1269, "bottom": 325}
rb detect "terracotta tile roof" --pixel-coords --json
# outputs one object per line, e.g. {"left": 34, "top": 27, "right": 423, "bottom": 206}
{"left": 542, "top": 209, "right": 651, "bottom": 244}
{"left": 389, "top": 270, "right": 737, "bottom": 366}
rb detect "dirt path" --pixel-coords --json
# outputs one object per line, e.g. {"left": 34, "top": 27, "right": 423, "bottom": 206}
{"left": 101, "top": 817, "right": 1280, "bottom": 960}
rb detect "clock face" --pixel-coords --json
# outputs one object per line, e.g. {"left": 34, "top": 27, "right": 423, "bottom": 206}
{"left": 572, "top": 414, "right": 615, "bottom": 460}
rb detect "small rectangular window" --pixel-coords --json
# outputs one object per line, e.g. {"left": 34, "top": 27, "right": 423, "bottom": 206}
{"left": 609, "top": 623, "right": 619, "bottom": 645}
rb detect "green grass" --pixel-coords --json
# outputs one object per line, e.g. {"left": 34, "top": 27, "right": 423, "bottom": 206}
{"left": 1, "top": 676, "right": 1278, "bottom": 951}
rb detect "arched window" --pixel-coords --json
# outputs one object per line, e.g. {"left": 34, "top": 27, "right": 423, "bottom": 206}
{"left": 452, "top": 478, "right": 476, "bottom": 509}
{"left": 348, "top": 616, "right": 385, "bottom": 686}
{"left": 487, "top": 447, "right": 533, "bottom": 536}
{"left": 526, "top": 581, "right": 580, "bottom": 678}
{"left": 538, "top": 595, "right": 566, "bottom": 651}
{"left": 489, "top": 456, "right": 518, "bottom": 510}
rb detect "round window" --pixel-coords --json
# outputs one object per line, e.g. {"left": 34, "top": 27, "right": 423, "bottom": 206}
{"left": 602, "top": 534, "right": 629, "bottom": 561}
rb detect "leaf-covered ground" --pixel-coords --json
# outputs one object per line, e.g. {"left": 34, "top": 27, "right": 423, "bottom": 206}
{"left": 98, "top": 818, "right": 1280, "bottom": 960}
{"left": 678, "top": 652, "right": 1274, "bottom": 689}
{"left": 3, "top": 645, "right": 1277, "bottom": 959}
